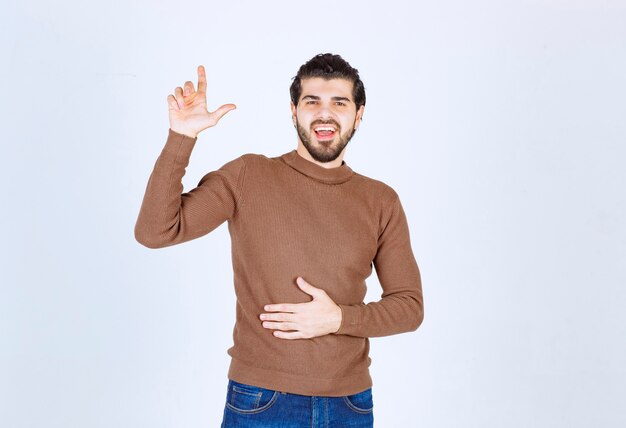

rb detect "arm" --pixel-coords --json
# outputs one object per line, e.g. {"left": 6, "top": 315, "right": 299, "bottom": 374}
{"left": 335, "top": 193, "right": 424, "bottom": 337}
{"left": 134, "top": 64, "right": 242, "bottom": 248}
{"left": 134, "top": 130, "right": 246, "bottom": 248}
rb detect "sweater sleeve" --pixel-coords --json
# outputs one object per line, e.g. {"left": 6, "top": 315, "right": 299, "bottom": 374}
{"left": 335, "top": 193, "right": 424, "bottom": 337}
{"left": 134, "top": 128, "right": 246, "bottom": 249}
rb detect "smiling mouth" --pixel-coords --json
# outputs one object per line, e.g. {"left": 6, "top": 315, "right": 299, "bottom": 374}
{"left": 313, "top": 125, "right": 337, "bottom": 141}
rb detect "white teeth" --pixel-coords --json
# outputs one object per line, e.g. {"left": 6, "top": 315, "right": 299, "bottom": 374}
{"left": 315, "top": 126, "right": 335, "bottom": 132}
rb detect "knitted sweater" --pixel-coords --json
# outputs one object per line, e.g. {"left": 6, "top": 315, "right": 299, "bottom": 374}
{"left": 134, "top": 129, "right": 424, "bottom": 396}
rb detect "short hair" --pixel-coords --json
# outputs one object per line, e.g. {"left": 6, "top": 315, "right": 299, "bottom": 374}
{"left": 290, "top": 53, "right": 366, "bottom": 112}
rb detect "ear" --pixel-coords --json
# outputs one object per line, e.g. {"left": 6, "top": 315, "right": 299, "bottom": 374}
{"left": 354, "top": 105, "right": 365, "bottom": 130}
{"left": 290, "top": 102, "right": 297, "bottom": 126}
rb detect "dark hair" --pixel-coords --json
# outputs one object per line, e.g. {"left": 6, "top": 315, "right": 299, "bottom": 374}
{"left": 290, "top": 53, "right": 366, "bottom": 111}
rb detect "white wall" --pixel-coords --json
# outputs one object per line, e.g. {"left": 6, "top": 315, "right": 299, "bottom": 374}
{"left": 1, "top": 1, "right": 625, "bottom": 427}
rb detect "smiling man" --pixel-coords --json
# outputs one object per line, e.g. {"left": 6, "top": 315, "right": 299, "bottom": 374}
{"left": 134, "top": 53, "right": 423, "bottom": 427}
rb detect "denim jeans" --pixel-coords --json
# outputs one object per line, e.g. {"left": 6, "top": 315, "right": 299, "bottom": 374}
{"left": 220, "top": 379, "right": 374, "bottom": 427}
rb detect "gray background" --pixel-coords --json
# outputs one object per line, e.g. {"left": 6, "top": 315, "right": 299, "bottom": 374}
{"left": 1, "top": 0, "right": 625, "bottom": 427}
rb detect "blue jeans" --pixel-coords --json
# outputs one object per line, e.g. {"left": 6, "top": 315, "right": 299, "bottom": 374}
{"left": 220, "top": 379, "right": 374, "bottom": 427}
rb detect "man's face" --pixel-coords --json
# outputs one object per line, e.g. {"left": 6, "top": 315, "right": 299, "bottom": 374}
{"left": 291, "top": 77, "right": 364, "bottom": 163}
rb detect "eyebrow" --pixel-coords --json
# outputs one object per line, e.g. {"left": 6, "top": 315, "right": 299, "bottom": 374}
{"left": 301, "top": 95, "right": 352, "bottom": 103}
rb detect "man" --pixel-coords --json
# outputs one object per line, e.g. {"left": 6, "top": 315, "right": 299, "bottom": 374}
{"left": 134, "top": 53, "right": 424, "bottom": 427}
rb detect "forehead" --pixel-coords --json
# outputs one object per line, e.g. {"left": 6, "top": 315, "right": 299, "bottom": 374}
{"left": 299, "top": 77, "right": 354, "bottom": 100}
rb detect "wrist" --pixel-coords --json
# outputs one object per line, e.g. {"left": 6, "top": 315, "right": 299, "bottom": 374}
{"left": 170, "top": 127, "right": 198, "bottom": 139}
{"left": 332, "top": 305, "right": 343, "bottom": 334}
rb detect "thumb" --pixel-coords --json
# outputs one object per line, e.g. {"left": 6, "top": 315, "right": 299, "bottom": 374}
{"left": 211, "top": 103, "right": 237, "bottom": 123}
{"left": 296, "top": 277, "right": 324, "bottom": 298}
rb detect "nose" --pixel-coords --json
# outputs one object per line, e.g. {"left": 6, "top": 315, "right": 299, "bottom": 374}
{"left": 314, "top": 104, "right": 335, "bottom": 121}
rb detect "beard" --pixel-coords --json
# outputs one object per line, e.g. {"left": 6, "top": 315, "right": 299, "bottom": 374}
{"left": 296, "top": 118, "right": 357, "bottom": 163}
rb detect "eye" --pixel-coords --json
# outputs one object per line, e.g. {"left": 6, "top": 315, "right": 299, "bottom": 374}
{"left": 334, "top": 101, "right": 346, "bottom": 106}
{"left": 305, "top": 100, "right": 317, "bottom": 105}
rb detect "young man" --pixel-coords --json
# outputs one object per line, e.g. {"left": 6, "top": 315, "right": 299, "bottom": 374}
{"left": 135, "top": 53, "right": 424, "bottom": 427}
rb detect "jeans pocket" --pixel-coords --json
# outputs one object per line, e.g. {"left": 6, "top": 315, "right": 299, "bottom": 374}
{"left": 225, "top": 380, "right": 279, "bottom": 414}
{"left": 343, "top": 387, "right": 374, "bottom": 414}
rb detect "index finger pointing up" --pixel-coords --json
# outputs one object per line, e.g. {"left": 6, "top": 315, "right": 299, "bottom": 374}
{"left": 197, "top": 65, "right": 207, "bottom": 94}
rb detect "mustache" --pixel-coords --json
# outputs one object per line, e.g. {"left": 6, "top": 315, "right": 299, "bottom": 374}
{"left": 310, "top": 119, "right": 340, "bottom": 129}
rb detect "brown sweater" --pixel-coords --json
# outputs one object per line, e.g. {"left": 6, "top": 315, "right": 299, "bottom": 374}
{"left": 134, "top": 129, "right": 424, "bottom": 396}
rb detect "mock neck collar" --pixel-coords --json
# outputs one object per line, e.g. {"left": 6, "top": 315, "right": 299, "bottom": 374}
{"left": 280, "top": 150, "right": 354, "bottom": 184}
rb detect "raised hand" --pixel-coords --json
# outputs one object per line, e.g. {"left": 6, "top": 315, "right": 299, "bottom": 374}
{"left": 167, "top": 65, "right": 236, "bottom": 138}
